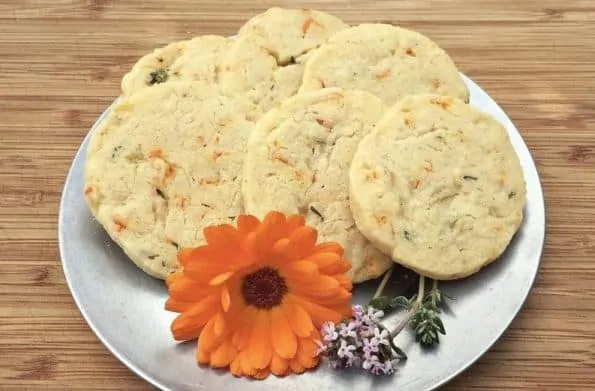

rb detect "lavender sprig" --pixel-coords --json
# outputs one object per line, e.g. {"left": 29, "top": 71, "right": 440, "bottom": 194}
{"left": 316, "top": 305, "right": 405, "bottom": 375}
{"left": 317, "top": 270, "right": 452, "bottom": 376}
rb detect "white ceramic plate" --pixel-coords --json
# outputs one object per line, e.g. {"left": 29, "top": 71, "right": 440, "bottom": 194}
{"left": 58, "top": 74, "right": 546, "bottom": 391}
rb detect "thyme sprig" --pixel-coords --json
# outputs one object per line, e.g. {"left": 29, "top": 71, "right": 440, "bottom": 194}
{"left": 318, "top": 267, "right": 452, "bottom": 376}
{"left": 369, "top": 272, "right": 450, "bottom": 348}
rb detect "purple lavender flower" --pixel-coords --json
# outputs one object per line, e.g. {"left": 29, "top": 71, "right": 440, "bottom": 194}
{"left": 339, "top": 321, "right": 358, "bottom": 339}
{"left": 362, "top": 337, "right": 379, "bottom": 359}
{"left": 371, "top": 327, "right": 390, "bottom": 347}
{"left": 366, "top": 306, "right": 384, "bottom": 322}
{"left": 351, "top": 304, "right": 365, "bottom": 326}
{"left": 321, "top": 321, "right": 338, "bottom": 342}
{"left": 362, "top": 353, "right": 379, "bottom": 371}
{"left": 336, "top": 339, "right": 358, "bottom": 367}
{"left": 316, "top": 304, "right": 403, "bottom": 376}
{"left": 315, "top": 339, "right": 327, "bottom": 356}
{"left": 369, "top": 360, "right": 386, "bottom": 375}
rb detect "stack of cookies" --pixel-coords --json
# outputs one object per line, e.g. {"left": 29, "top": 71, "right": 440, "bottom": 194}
{"left": 83, "top": 7, "right": 527, "bottom": 284}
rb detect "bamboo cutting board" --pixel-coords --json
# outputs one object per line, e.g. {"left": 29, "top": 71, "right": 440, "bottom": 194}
{"left": 1, "top": 0, "right": 594, "bottom": 389}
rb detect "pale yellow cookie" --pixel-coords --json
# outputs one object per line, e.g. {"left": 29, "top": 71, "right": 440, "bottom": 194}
{"left": 242, "top": 88, "right": 393, "bottom": 283}
{"left": 218, "top": 8, "right": 347, "bottom": 121}
{"left": 120, "top": 35, "right": 229, "bottom": 96}
{"left": 84, "top": 81, "right": 255, "bottom": 279}
{"left": 349, "top": 94, "right": 526, "bottom": 280}
{"left": 217, "top": 35, "right": 308, "bottom": 120}
{"left": 300, "top": 23, "right": 469, "bottom": 106}
{"left": 238, "top": 7, "right": 348, "bottom": 64}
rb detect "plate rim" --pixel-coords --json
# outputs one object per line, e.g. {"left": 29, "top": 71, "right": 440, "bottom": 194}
{"left": 58, "top": 72, "right": 546, "bottom": 391}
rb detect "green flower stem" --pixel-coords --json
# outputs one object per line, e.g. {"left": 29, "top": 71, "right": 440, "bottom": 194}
{"left": 372, "top": 265, "right": 394, "bottom": 300}
{"left": 389, "top": 276, "right": 425, "bottom": 339}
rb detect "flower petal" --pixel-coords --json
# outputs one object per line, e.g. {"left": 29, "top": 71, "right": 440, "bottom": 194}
{"left": 178, "top": 246, "right": 213, "bottom": 267}
{"left": 230, "top": 356, "right": 243, "bottom": 377}
{"left": 167, "top": 276, "right": 213, "bottom": 302}
{"left": 332, "top": 274, "right": 353, "bottom": 291}
{"left": 204, "top": 224, "right": 241, "bottom": 248}
{"left": 304, "top": 251, "right": 342, "bottom": 269}
{"left": 165, "top": 270, "right": 184, "bottom": 287}
{"left": 237, "top": 214, "right": 260, "bottom": 236}
{"left": 292, "top": 287, "right": 351, "bottom": 306}
{"left": 296, "top": 337, "right": 319, "bottom": 369}
{"left": 179, "top": 294, "right": 219, "bottom": 320}
{"left": 209, "top": 340, "right": 237, "bottom": 368}
{"left": 296, "top": 348, "right": 318, "bottom": 370}
{"left": 164, "top": 297, "right": 195, "bottom": 313}
{"left": 196, "top": 340, "right": 210, "bottom": 364}
{"left": 271, "top": 238, "right": 290, "bottom": 258}
{"left": 283, "top": 214, "right": 305, "bottom": 235}
{"left": 270, "top": 353, "right": 290, "bottom": 377}
{"left": 317, "top": 259, "right": 351, "bottom": 275}
{"left": 231, "top": 306, "right": 255, "bottom": 350}
{"left": 170, "top": 315, "right": 203, "bottom": 341}
{"left": 259, "top": 211, "right": 287, "bottom": 238}
{"left": 239, "top": 350, "right": 256, "bottom": 377}
{"left": 283, "top": 260, "right": 318, "bottom": 276}
{"left": 286, "top": 226, "right": 317, "bottom": 260}
{"left": 209, "top": 271, "right": 234, "bottom": 286}
{"left": 289, "top": 358, "right": 305, "bottom": 374}
{"left": 282, "top": 297, "right": 314, "bottom": 337}
{"left": 253, "top": 367, "right": 271, "bottom": 380}
{"left": 291, "top": 275, "right": 340, "bottom": 296}
{"left": 254, "top": 211, "right": 287, "bottom": 254}
{"left": 198, "top": 316, "right": 220, "bottom": 353}
{"left": 213, "top": 312, "right": 226, "bottom": 337}
{"left": 248, "top": 310, "right": 273, "bottom": 370}
{"left": 289, "top": 294, "right": 344, "bottom": 327}
{"left": 180, "top": 258, "right": 228, "bottom": 283}
{"left": 313, "top": 242, "right": 344, "bottom": 257}
{"left": 306, "top": 274, "right": 341, "bottom": 290}
{"left": 221, "top": 284, "right": 231, "bottom": 312}
{"left": 170, "top": 295, "right": 219, "bottom": 340}
{"left": 270, "top": 307, "right": 297, "bottom": 359}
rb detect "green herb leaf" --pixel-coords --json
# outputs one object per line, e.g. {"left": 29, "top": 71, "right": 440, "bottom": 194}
{"left": 368, "top": 296, "right": 392, "bottom": 311}
{"left": 404, "top": 230, "right": 411, "bottom": 241}
{"left": 390, "top": 295, "right": 411, "bottom": 310}
{"left": 310, "top": 205, "right": 324, "bottom": 221}
{"left": 148, "top": 69, "right": 168, "bottom": 85}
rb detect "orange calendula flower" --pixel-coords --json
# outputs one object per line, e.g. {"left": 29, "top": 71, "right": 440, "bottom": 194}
{"left": 165, "top": 211, "right": 353, "bottom": 379}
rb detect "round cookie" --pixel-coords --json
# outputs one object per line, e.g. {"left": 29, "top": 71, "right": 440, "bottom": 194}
{"left": 242, "top": 88, "right": 393, "bottom": 283}
{"left": 238, "top": 7, "right": 348, "bottom": 64}
{"left": 218, "top": 8, "right": 347, "bottom": 121}
{"left": 120, "top": 35, "right": 230, "bottom": 96}
{"left": 84, "top": 81, "right": 255, "bottom": 279}
{"left": 299, "top": 23, "right": 469, "bottom": 106}
{"left": 348, "top": 94, "right": 526, "bottom": 280}
{"left": 216, "top": 35, "right": 309, "bottom": 121}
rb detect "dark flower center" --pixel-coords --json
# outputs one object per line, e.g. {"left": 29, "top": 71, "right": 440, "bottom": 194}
{"left": 241, "top": 266, "right": 288, "bottom": 309}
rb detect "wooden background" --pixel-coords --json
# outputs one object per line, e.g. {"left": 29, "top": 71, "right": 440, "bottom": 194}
{"left": 1, "top": 0, "right": 594, "bottom": 389}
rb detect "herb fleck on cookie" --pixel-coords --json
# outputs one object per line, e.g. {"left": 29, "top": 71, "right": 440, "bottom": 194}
{"left": 148, "top": 69, "right": 168, "bottom": 85}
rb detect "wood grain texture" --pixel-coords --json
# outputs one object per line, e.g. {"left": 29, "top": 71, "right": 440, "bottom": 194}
{"left": 1, "top": 0, "right": 594, "bottom": 389}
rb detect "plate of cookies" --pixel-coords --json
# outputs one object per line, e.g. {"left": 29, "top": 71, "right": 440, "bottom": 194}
{"left": 59, "top": 7, "right": 545, "bottom": 391}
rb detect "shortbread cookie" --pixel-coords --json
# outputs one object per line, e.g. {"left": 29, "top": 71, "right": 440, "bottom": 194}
{"left": 238, "top": 7, "right": 348, "bottom": 64}
{"left": 217, "top": 35, "right": 309, "bottom": 120}
{"left": 121, "top": 35, "right": 229, "bottom": 96}
{"left": 349, "top": 94, "right": 526, "bottom": 280}
{"left": 300, "top": 23, "right": 469, "bottom": 106}
{"left": 84, "top": 81, "right": 255, "bottom": 279}
{"left": 242, "top": 88, "right": 393, "bottom": 283}
{"left": 218, "top": 8, "right": 347, "bottom": 121}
